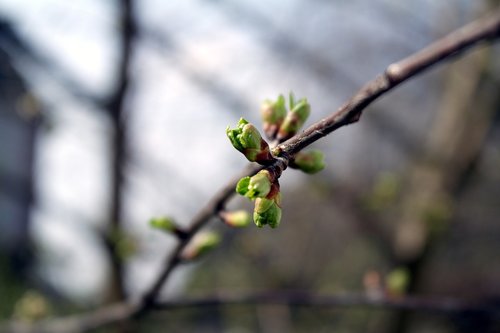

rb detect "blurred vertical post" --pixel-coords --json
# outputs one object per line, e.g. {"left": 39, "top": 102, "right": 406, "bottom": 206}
{"left": 0, "top": 40, "right": 39, "bottom": 316}
{"left": 103, "top": 0, "right": 136, "bottom": 304}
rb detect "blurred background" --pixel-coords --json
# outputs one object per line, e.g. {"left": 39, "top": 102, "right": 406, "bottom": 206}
{"left": 1, "top": 0, "right": 500, "bottom": 332}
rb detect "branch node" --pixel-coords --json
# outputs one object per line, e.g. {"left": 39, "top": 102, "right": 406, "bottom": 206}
{"left": 386, "top": 63, "right": 404, "bottom": 83}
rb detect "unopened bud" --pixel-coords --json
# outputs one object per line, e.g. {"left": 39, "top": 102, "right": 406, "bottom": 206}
{"left": 220, "top": 210, "right": 251, "bottom": 227}
{"left": 260, "top": 94, "right": 286, "bottom": 139}
{"left": 13, "top": 291, "right": 51, "bottom": 322}
{"left": 149, "top": 217, "right": 176, "bottom": 232}
{"left": 253, "top": 194, "right": 282, "bottom": 228}
{"left": 115, "top": 233, "right": 137, "bottom": 260}
{"left": 292, "top": 149, "right": 325, "bottom": 174}
{"left": 182, "top": 231, "right": 221, "bottom": 260}
{"left": 226, "top": 118, "right": 274, "bottom": 164}
{"left": 278, "top": 96, "right": 310, "bottom": 141}
{"left": 386, "top": 268, "right": 410, "bottom": 296}
{"left": 150, "top": 217, "right": 188, "bottom": 239}
{"left": 236, "top": 170, "right": 272, "bottom": 199}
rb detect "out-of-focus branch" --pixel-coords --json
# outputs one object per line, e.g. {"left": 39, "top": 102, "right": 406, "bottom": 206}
{"left": 388, "top": 8, "right": 500, "bottom": 333}
{"left": 3, "top": 292, "right": 499, "bottom": 333}
{"left": 0, "top": 18, "right": 105, "bottom": 107}
{"left": 153, "top": 291, "right": 497, "bottom": 315}
{"left": 101, "top": 0, "right": 136, "bottom": 303}
{"left": 0, "top": 302, "right": 139, "bottom": 333}
{"left": 0, "top": 8, "right": 499, "bottom": 333}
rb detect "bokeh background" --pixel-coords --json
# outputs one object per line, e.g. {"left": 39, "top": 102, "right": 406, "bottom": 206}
{"left": 1, "top": 0, "right": 500, "bottom": 332}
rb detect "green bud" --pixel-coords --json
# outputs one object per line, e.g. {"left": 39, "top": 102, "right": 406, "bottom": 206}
{"left": 292, "top": 149, "right": 325, "bottom": 174}
{"left": 13, "top": 291, "right": 51, "bottom": 322}
{"left": 149, "top": 216, "right": 188, "bottom": 239}
{"left": 116, "top": 234, "right": 137, "bottom": 260}
{"left": 261, "top": 95, "right": 286, "bottom": 139}
{"left": 386, "top": 268, "right": 410, "bottom": 296}
{"left": 226, "top": 118, "right": 260, "bottom": 152}
{"left": 182, "top": 231, "right": 221, "bottom": 260}
{"left": 226, "top": 118, "right": 274, "bottom": 164}
{"left": 278, "top": 97, "right": 310, "bottom": 141}
{"left": 236, "top": 176, "right": 251, "bottom": 195}
{"left": 149, "top": 217, "right": 177, "bottom": 232}
{"left": 220, "top": 210, "right": 251, "bottom": 227}
{"left": 236, "top": 170, "right": 272, "bottom": 199}
{"left": 253, "top": 194, "right": 282, "bottom": 228}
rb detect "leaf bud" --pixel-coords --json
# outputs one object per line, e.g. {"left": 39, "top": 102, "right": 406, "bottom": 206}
{"left": 292, "top": 149, "right": 325, "bottom": 174}
{"left": 13, "top": 291, "right": 51, "bottom": 322}
{"left": 219, "top": 210, "right": 252, "bottom": 227}
{"left": 277, "top": 96, "right": 311, "bottom": 141}
{"left": 226, "top": 118, "right": 274, "bottom": 164}
{"left": 253, "top": 193, "right": 282, "bottom": 228}
{"left": 149, "top": 217, "right": 177, "bottom": 232}
{"left": 385, "top": 267, "right": 410, "bottom": 296}
{"left": 260, "top": 94, "right": 286, "bottom": 139}
{"left": 182, "top": 231, "right": 221, "bottom": 260}
{"left": 236, "top": 170, "right": 272, "bottom": 199}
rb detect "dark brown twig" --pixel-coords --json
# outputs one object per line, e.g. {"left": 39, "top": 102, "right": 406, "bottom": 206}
{"left": 153, "top": 291, "right": 497, "bottom": 315}
{"left": 276, "top": 7, "right": 500, "bottom": 156}
{"left": 3, "top": 292, "right": 499, "bottom": 333}
{"left": 102, "top": 0, "right": 137, "bottom": 303}
{"left": 139, "top": 163, "right": 261, "bottom": 308}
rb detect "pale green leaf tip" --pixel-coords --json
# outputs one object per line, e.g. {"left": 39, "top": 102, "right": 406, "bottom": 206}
{"left": 221, "top": 210, "right": 251, "bottom": 227}
{"left": 149, "top": 217, "right": 176, "bottom": 232}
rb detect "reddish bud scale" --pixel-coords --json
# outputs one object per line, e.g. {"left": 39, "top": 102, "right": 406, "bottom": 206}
{"left": 277, "top": 115, "right": 302, "bottom": 141}
{"left": 254, "top": 140, "right": 275, "bottom": 165}
{"left": 263, "top": 123, "right": 280, "bottom": 139}
{"left": 265, "top": 181, "right": 281, "bottom": 201}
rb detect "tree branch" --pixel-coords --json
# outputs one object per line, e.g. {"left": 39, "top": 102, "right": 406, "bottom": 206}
{"left": 102, "top": 0, "right": 137, "bottom": 303}
{"left": 139, "top": 164, "right": 261, "bottom": 308}
{"left": 0, "top": 302, "right": 138, "bottom": 333}
{"left": 3, "top": 292, "right": 499, "bottom": 333}
{"left": 276, "top": 7, "right": 500, "bottom": 156}
{"left": 153, "top": 291, "right": 498, "bottom": 315}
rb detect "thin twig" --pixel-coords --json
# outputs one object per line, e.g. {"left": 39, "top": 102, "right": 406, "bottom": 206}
{"left": 3, "top": 292, "right": 499, "bottom": 333}
{"left": 0, "top": 303, "right": 138, "bottom": 333}
{"left": 102, "top": 0, "right": 137, "bottom": 303}
{"left": 153, "top": 291, "right": 498, "bottom": 315}
{"left": 276, "top": 7, "right": 500, "bottom": 156}
{"left": 139, "top": 163, "right": 261, "bottom": 308}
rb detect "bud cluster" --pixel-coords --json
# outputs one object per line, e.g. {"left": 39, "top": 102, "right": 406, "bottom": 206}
{"left": 227, "top": 93, "right": 327, "bottom": 229}
{"left": 260, "top": 94, "right": 286, "bottom": 139}
{"left": 235, "top": 170, "right": 282, "bottom": 228}
{"left": 260, "top": 92, "right": 311, "bottom": 142}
